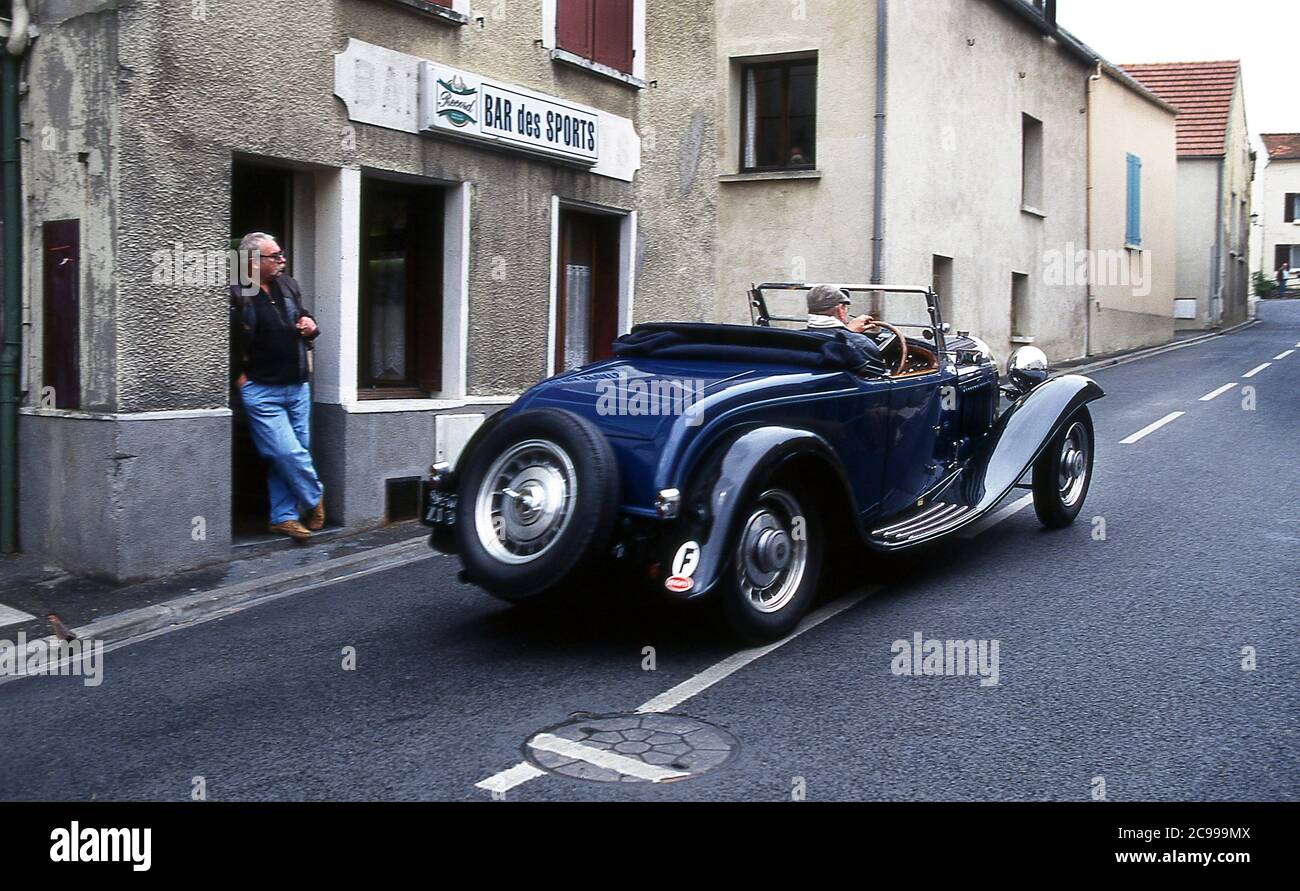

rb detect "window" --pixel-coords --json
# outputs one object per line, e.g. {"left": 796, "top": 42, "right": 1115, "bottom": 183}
{"left": 556, "top": 0, "right": 634, "bottom": 74}
{"left": 42, "top": 220, "right": 80, "bottom": 410}
{"left": 358, "top": 177, "right": 444, "bottom": 397}
{"left": 1021, "top": 114, "right": 1043, "bottom": 211}
{"left": 1285, "top": 193, "right": 1300, "bottom": 223}
{"left": 555, "top": 208, "right": 622, "bottom": 373}
{"left": 1011, "top": 272, "right": 1031, "bottom": 340}
{"left": 1276, "top": 245, "right": 1300, "bottom": 270}
{"left": 741, "top": 59, "right": 817, "bottom": 172}
{"left": 932, "top": 255, "right": 954, "bottom": 301}
{"left": 1125, "top": 153, "right": 1142, "bottom": 248}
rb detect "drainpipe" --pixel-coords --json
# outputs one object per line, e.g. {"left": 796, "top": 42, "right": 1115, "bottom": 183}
{"left": 869, "top": 0, "right": 887, "bottom": 285}
{"left": 1085, "top": 64, "right": 1101, "bottom": 357}
{"left": 1, "top": 0, "right": 32, "bottom": 553}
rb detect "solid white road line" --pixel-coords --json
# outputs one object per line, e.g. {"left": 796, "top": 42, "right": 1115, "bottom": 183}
{"left": 1199, "top": 383, "right": 1238, "bottom": 402}
{"left": 0, "top": 605, "right": 37, "bottom": 628}
{"left": 526, "top": 733, "right": 691, "bottom": 783}
{"left": 1120, "top": 412, "right": 1185, "bottom": 445}
{"left": 1273, "top": 350, "right": 1294, "bottom": 361}
{"left": 1243, "top": 363, "right": 1271, "bottom": 379}
{"left": 474, "top": 586, "right": 879, "bottom": 796}
{"left": 957, "top": 494, "right": 1035, "bottom": 540}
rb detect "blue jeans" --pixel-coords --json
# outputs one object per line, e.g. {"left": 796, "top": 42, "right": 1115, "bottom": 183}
{"left": 240, "top": 381, "right": 324, "bottom": 525}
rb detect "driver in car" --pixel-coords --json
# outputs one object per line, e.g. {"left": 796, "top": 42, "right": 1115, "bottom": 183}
{"left": 806, "top": 284, "right": 878, "bottom": 357}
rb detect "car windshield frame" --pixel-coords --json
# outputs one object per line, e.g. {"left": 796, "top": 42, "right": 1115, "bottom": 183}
{"left": 749, "top": 283, "right": 949, "bottom": 366}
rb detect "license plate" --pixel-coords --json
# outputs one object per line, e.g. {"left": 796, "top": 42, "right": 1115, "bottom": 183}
{"left": 423, "top": 488, "right": 458, "bottom": 527}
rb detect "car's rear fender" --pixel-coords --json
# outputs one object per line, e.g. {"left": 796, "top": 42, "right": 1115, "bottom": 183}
{"left": 670, "top": 426, "right": 858, "bottom": 600}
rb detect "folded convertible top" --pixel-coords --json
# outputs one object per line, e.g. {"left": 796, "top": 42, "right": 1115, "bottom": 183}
{"left": 613, "top": 323, "right": 886, "bottom": 375}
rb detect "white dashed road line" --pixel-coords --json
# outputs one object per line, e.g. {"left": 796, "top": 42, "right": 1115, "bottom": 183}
{"left": 1273, "top": 350, "right": 1294, "bottom": 361}
{"left": 1199, "top": 383, "right": 1238, "bottom": 402}
{"left": 0, "top": 605, "right": 37, "bottom": 629}
{"left": 1243, "top": 363, "right": 1271, "bottom": 379}
{"left": 1120, "top": 412, "right": 1185, "bottom": 445}
{"left": 474, "top": 587, "right": 879, "bottom": 796}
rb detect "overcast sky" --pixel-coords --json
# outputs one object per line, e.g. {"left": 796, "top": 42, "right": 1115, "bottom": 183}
{"left": 1057, "top": 0, "right": 1296, "bottom": 153}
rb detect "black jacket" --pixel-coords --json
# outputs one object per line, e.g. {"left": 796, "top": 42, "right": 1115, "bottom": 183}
{"left": 229, "top": 275, "right": 320, "bottom": 385}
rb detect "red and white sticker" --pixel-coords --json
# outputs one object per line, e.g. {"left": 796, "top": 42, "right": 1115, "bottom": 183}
{"left": 665, "top": 575, "right": 695, "bottom": 594}
{"left": 665, "top": 541, "right": 700, "bottom": 594}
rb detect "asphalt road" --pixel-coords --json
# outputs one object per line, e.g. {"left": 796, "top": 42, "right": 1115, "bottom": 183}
{"left": 2, "top": 302, "right": 1297, "bottom": 802}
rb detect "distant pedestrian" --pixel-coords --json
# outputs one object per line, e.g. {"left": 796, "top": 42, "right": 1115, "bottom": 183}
{"left": 1279, "top": 262, "right": 1291, "bottom": 297}
{"left": 230, "top": 232, "right": 325, "bottom": 541}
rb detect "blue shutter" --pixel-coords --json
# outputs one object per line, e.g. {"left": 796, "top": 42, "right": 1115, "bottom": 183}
{"left": 1126, "top": 153, "right": 1142, "bottom": 247}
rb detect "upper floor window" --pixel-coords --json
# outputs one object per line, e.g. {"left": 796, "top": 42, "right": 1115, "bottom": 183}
{"left": 741, "top": 59, "right": 817, "bottom": 172}
{"left": 1126, "top": 153, "right": 1143, "bottom": 248}
{"left": 1021, "top": 114, "right": 1043, "bottom": 212}
{"left": 1285, "top": 193, "right": 1300, "bottom": 223}
{"left": 556, "top": 0, "right": 634, "bottom": 75}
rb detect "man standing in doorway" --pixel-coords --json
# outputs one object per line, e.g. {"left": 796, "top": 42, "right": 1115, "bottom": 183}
{"left": 231, "top": 232, "right": 325, "bottom": 541}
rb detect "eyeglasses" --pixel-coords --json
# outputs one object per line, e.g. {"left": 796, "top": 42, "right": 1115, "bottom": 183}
{"left": 260, "top": 251, "right": 286, "bottom": 261}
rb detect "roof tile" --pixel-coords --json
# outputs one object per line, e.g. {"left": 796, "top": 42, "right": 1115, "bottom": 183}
{"left": 1119, "top": 61, "right": 1240, "bottom": 157}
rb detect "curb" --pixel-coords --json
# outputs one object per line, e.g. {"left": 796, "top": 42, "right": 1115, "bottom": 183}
{"left": 1061, "top": 319, "right": 1259, "bottom": 376}
{"left": 70, "top": 535, "right": 436, "bottom": 647}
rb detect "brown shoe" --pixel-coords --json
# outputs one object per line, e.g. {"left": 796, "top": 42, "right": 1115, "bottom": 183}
{"left": 269, "top": 520, "right": 312, "bottom": 542}
{"left": 307, "top": 488, "right": 325, "bottom": 531}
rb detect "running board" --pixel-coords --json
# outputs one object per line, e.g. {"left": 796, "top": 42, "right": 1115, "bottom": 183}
{"left": 871, "top": 502, "right": 975, "bottom": 544}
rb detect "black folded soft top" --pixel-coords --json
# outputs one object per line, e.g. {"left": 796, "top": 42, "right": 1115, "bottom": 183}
{"left": 613, "top": 323, "right": 886, "bottom": 375}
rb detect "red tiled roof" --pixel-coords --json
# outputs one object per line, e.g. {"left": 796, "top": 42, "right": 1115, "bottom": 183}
{"left": 1261, "top": 134, "right": 1300, "bottom": 161}
{"left": 1119, "top": 61, "right": 1240, "bottom": 157}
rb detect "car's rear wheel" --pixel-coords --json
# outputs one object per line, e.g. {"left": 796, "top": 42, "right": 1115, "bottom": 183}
{"left": 719, "top": 480, "right": 824, "bottom": 643}
{"left": 455, "top": 409, "right": 620, "bottom": 603}
{"left": 1031, "top": 407, "right": 1094, "bottom": 529}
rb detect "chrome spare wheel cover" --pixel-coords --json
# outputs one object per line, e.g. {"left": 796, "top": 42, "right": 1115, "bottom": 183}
{"left": 475, "top": 439, "right": 577, "bottom": 565}
{"left": 735, "top": 489, "right": 808, "bottom": 614}
{"left": 1057, "top": 421, "right": 1089, "bottom": 508}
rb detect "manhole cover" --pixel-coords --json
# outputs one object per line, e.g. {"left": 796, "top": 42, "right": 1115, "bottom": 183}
{"left": 523, "top": 714, "right": 738, "bottom": 784}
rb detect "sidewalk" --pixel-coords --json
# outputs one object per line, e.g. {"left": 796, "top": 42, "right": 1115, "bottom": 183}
{"left": 0, "top": 521, "right": 433, "bottom": 645}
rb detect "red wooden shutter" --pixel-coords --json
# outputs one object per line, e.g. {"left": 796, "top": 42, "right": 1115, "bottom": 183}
{"left": 431, "top": 0, "right": 453, "bottom": 7}
{"left": 593, "top": 0, "right": 634, "bottom": 73}
{"left": 556, "top": 0, "right": 594, "bottom": 59}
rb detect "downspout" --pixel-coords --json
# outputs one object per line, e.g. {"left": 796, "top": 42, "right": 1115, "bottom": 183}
{"left": 869, "top": 0, "right": 887, "bottom": 284}
{"left": 1085, "top": 64, "right": 1100, "bottom": 357}
{"left": 1, "top": 0, "right": 32, "bottom": 553}
{"left": 1212, "top": 164, "right": 1224, "bottom": 328}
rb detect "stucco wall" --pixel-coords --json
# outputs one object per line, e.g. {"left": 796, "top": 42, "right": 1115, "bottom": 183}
{"left": 883, "top": 0, "right": 1091, "bottom": 362}
{"left": 714, "top": 0, "right": 876, "bottom": 326}
{"left": 1218, "top": 77, "right": 1253, "bottom": 327}
{"left": 1174, "top": 158, "right": 1221, "bottom": 327}
{"left": 1086, "top": 70, "right": 1176, "bottom": 354}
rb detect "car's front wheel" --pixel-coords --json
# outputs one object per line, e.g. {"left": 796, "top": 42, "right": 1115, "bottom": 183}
{"left": 1031, "top": 407, "right": 1094, "bottom": 529}
{"left": 455, "top": 409, "right": 620, "bottom": 603}
{"left": 719, "top": 480, "right": 824, "bottom": 643}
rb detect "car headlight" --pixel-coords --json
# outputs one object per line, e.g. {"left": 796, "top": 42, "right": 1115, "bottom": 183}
{"left": 1006, "top": 346, "right": 1050, "bottom": 393}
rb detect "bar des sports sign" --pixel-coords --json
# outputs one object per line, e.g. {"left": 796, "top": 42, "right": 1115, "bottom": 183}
{"left": 419, "top": 63, "right": 599, "bottom": 166}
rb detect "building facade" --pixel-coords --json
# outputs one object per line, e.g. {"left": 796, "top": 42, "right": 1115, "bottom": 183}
{"left": 713, "top": 0, "right": 1096, "bottom": 364}
{"left": 14, "top": 0, "right": 716, "bottom": 581}
{"left": 1255, "top": 134, "right": 1300, "bottom": 286}
{"left": 1123, "top": 61, "right": 1253, "bottom": 331}
{"left": 1084, "top": 63, "right": 1178, "bottom": 354}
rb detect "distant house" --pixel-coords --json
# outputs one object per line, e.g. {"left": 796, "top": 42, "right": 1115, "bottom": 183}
{"left": 1256, "top": 134, "right": 1300, "bottom": 289}
{"left": 1122, "top": 61, "right": 1253, "bottom": 330}
{"left": 1085, "top": 63, "right": 1179, "bottom": 354}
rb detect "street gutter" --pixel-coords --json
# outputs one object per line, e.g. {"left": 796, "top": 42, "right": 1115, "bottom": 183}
{"left": 1058, "top": 318, "right": 1259, "bottom": 377}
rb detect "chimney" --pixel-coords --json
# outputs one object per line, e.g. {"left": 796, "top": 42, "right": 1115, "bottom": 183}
{"left": 1044, "top": 0, "right": 1058, "bottom": 29}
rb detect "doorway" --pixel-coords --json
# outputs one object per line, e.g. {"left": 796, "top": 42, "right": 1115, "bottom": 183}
{"left": 555, "top": 208, "right": 623, "bottom": 372}
{"left": 229, "top": 161, "right": 294, "bottom": 537}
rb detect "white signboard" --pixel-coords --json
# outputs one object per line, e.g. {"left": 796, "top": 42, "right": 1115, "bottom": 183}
{"left": 419, "top": 63, "right": 599, "bottom": 166}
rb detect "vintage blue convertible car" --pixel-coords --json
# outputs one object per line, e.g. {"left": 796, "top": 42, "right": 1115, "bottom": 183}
{"left": 422, "top": 284, "right": 1103, "bottom": 642}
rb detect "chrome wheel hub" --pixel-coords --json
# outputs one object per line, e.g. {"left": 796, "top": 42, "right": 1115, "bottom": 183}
{"left": 1057, "top": 422, "right": 1089, "bottom": 508}
{"left": 475, "top": 440, "right": 576, "bottom": 565}
{"left": 735, "top": 490, "right": 807, "bottom": 614}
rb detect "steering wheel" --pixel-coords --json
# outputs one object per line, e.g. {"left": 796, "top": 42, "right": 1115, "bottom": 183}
{"left": 870, "top": 321, "right": 909, "bottom": 375}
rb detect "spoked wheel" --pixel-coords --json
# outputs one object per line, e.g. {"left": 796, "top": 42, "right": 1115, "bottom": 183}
{"left": 1032, "top": 407, "right": 1094, "bottom": 528}
{"left": 455, "top": 409, "right": 620, "bottom": 603}
{"left": 721, "top": 482, "right": 824, "bottom": 643}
